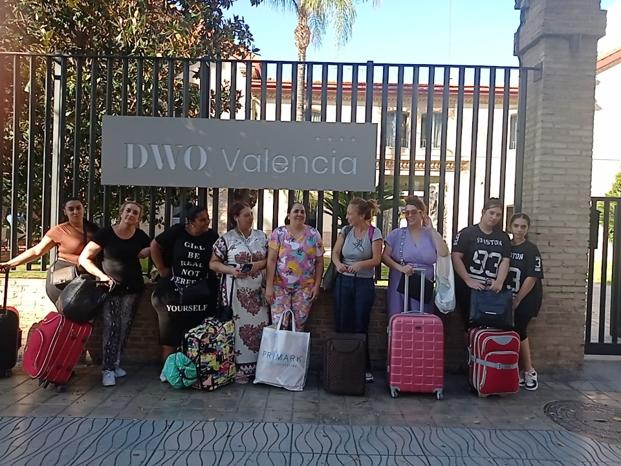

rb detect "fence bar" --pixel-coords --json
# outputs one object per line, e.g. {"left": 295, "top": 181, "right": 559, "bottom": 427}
{"left": 121, "top": 58, "right": 128, "bottom": 115}
{"left": 499, "top": 69, "right": 511, "bottom": 204}
{"left": 316, "top": 63, "right": 329, "bottom": 234}
{"left": 72, "top": 57, "right": 83, "bottom": 197}
{"left": 392, "top": 65, "right": 405, "bottom": 229}
{"left": 25, "top": 56, "right": 37, "bottom": 266}
{"left": 467, "top": 67, "right": 481, "bottom": 225}
{"left": 41, "top": 57, "right": 54, "bottom": 264}
{"left": 514, "top": 69, "right": 528, "bottom": 213}
{"left": 230, "top": 61, "right": 238, "bottom": 120}
{"left": 599, "top": 203, "right": 610, "bottom": 344}
{"left": 102, "top": 58, "right": 113, "bottom": 227}
{"left": 483, "top": 67, "right": 496, "bottom": 201}
{"left": 87, "top": 59, "right": 98, "bottom": 221}
{"left": 611, "top": 202, "right": 620, "bottom": 343}
{"left": 377, "top": 65, "right": 388, "bottom": 232}
{"left": 50, "top": 56, "right": 67, "bottom": 248}
{"left": 9, "top": 56, "right": 21, "bottom": 258}
{"left": 437, "top": 67, "right": 450, "bottom": 236}
{"left": 423, "top": 66, "right": 435, "bottom": 208}
{"left": 408, "top": 66, "right": 420, "bottom": 196}
{"left": 182, "top": 59, "right": 190, "bottom": 117}
{"left": 452, "top": 67, "right": 465, "bottom": 239}
{"left": 585, "top": 203, "right": 599, "bottom": 346}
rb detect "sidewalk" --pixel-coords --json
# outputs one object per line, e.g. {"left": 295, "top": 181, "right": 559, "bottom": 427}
{"left": 0, "top": 357, "right": 620, "bottom": 465}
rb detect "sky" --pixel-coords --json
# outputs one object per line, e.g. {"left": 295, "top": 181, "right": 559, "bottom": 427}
{"left": 229, "top": 0, "right": 620, "bottom": 65}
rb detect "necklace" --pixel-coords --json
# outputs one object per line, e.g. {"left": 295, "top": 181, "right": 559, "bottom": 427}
{"left": 237, "top": 228, "right": 252, "bottom": 240}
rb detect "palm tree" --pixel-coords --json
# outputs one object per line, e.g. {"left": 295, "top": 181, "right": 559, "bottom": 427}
{"left": 265, "top": 0, "right": 371, "bottom": 121}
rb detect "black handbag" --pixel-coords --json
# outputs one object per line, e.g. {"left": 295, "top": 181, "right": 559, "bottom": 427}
{"left": 469, "top": 289, "right": 514, "bottom": 329}
{"left": 397, "top": 273, "right": 434, "bottom": 304}
{"left": 321, "top": 262, "right": 338, "bottom": 292}
{"left": 178, "top": 279, "right": 212, "bottom": 306}
{"left": 215, "top": 275, "right": 235, "bottom": 322}
{"left": 57, "top": 274, "right": 111, "bottom": 323}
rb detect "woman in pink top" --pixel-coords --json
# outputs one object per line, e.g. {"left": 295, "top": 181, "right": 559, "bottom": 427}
{"left": 265, "top": 202, "right": 324, "bottom": 331}
{"left": 0, "top": 198, "right": 98, "bottom": 304}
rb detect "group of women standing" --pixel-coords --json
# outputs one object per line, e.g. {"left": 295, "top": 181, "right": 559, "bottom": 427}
{"left": 1, "top": 194, "right": 543, "bottom": 392}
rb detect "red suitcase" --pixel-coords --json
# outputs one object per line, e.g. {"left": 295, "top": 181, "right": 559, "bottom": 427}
{"left": 23, "top": 311, "right": 92, "bottom": 390}
{"left": 0, "top": 270, "right": 21, "bottom": 377}
{"left": 468, "top": 327, "right": 520, "bottom": 397}
{"left": 387, "top": 270, "right": 444, "bottom": 400}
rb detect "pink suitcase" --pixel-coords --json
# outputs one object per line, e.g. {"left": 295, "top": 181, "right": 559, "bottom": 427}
{"left": 468, "top": 327, "right": 520, "bottom": 397}
{"left": 23, "top": 311, "right": 92, "bottom": 391}
{"left": 387, "top": 270, "right": 444, "bottom": 400}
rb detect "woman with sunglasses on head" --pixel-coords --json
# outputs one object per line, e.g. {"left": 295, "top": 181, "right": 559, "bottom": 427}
{"left": 382, "top": 196, "right": 449, "bottom": 316}
{"left": 79, "top": 200, "right": 151, "bottom": 387}
{"left": 265, "top": 202, "right": 324, "bottom": 331}
{"left": 0, "top": 198, "right": 98, "bottom": 305}
{"left": 451, "top": 198, "right": 512, "bottom": 330}
{"left": 507, "top": 213, "right": 544, "bottom": 391}
{"left": 151, "top": 204, "right": 219, "bottom": 381}
{"left": 209, "top": 202, "right": 270, "bottom": 383}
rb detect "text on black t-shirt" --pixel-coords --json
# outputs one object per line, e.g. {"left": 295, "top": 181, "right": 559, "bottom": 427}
{"left": 453, "top": 225, "right": 511, "bottom": 283}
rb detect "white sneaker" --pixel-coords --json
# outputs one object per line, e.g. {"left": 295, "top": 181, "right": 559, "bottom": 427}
{"left": 365, "top": 372, "right": 374, "bottom": 383}
{"left": 524, "top": 369, "right": 538, "bottom": 391}
{"left": 114, "top": 367, "right": 127, "bottom": 378}
{"left": 102, "top": 370, "right": 116, "bottom": 387}
{"left": 519, "top": 371, "right": 525, "bottom": 387}
{"left": 159, "top": 369, "right": 167, "bottom": 383}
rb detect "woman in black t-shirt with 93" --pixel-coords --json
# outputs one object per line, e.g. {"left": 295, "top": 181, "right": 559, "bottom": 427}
{"left": 79, "top": 200, "right": 151, "bottom": 387}
{"left": 451, "top": 198, "right": 512, "bottom": 329}
{"left": 507, "top": 213, "right": 543, "bottom": 391}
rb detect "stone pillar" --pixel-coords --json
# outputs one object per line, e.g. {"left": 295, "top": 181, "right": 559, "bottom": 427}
{"left": 514, "top": 0, "right": 606, "bottom": 367}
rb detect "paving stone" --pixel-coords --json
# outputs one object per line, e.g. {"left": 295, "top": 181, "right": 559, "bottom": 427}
{"left": 224, "top": 421, "right": 291, "bottom": 452}
{"left": 145, "top": 449, "right": 221, "bottom": 465}
{"left": 411, "top": 425, "right": 493, "bottom": 458}
{"left": 468, "top": 428, "right": 557, "bottom": 460}
{"left": 219, "top": 450, "right": 290, "bottom": 465}
{"left": 353, "top": 425, "right": 424, "bottom": 456}
{"left": 291, "top": 423, "right": 357, "bottom": 455}
{"left": 158, "top": 419, "right": 230, "bottom": 451}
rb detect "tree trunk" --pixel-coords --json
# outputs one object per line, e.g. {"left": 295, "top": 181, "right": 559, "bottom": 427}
{"left": 294, "top": 8, "right": 311, "bottom": 122}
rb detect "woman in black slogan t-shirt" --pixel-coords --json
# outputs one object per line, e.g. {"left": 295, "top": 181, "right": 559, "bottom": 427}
{"left": 451, "top": 198, "right": 512, "bottom": 329}
{"left": 79, "top": 200, "right": 151, "bottom": 387}
{"left": 507, "top": 213, "right": 544, "bottom": 391}
{"left": 150, "top": 205, "right": 219, "bottom": 379}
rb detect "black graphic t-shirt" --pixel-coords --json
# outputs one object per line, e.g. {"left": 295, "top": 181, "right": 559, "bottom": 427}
{"left": 506, "top": 240, "right": 544, "bottom": 298}
{"left": 93, "top": 227, "right": 151, "bottom": 292}
{"left": 155, "top": 224, "right": 218, "bottom": 288}
{"left": 452, "top": 224, "right": 511, "bottom": 284}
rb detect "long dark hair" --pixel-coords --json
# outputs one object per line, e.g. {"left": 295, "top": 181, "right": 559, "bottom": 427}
{"left": 509, "top": 212, "right": 531, "bottom": 240}
{"left": 284, "top": 202, "right": 308, "bottom": 225}
{"left": 63, "top": 198, "right": 99, "bottom": 244}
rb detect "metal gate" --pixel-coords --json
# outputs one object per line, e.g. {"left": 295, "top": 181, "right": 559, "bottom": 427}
{"left": 586, "top": 197, "right": 621, "bottom": 355}
{"left": 0, "top": 52, "right": 533, "bottom": 268}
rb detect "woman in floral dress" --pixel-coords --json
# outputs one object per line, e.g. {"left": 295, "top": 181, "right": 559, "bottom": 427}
{"left": 210, "top": 202, "right": 270, "bottom": 383}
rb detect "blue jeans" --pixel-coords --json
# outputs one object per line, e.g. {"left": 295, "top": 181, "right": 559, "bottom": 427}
{"left": 333, "top": 274, "right": 375, "bottom": 369}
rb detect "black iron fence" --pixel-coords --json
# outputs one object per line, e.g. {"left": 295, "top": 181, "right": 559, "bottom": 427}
{"left": 0, "top": 52, "right": 532, "bottom": 269}
{"left": 586, "top": 197, "right": 621, "bottom": 355}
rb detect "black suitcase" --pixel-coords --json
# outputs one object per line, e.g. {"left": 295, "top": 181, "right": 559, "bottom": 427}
{"left": 0, "top": 270, "right": 21, "bottom": 377}
{"left": 322, "top": 333, "right": 366, "bottom": 395}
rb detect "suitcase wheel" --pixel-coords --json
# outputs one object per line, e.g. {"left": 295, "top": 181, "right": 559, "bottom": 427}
{"left": 55, "top": 385, "right": 66, "bottom": 393}
{"left": 435, "top": 389, "right": 444, "bottom": 401}
{"left": 389, "top": 386, "right": 399, "bottom": 398}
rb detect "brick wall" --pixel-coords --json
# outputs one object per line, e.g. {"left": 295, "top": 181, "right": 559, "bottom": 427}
{"left": 4, "top": 277, "right": 480, "bottom": 373}
{"left": 515, "top": 0, "right": 606, "bottom": 367}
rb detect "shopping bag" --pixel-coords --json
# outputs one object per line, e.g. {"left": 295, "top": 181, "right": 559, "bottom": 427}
{"left": 253, "top": 310, "right": 310, "bottom": 391}
{"left": 434, "top": 255, "right": 456, "bottom": 313}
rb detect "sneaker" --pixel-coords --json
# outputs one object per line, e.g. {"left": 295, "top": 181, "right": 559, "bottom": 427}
{"left": 519, "top": 371, "right": 525, "bottom": 387}
{"left": 114, "top": 367, "right": 127, "bottom": 378}
{"left": 365, "top": 372, "right": 374, "bottom": 383}
{"left": 102, "top": 370, "right": 116, "bottom": 387}
{"left": 159, "top": 369, "right": 167, "bottom": 383}
{"left": 524, "top": 369, "right": 538, "bottom": 391}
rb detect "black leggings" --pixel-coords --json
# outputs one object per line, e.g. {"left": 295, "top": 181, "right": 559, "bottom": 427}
{"left": 513, "top": 293, "right": 542, "bottom": 341}
{"left": 151, "top": 277, "right": 211, "bottom": 347}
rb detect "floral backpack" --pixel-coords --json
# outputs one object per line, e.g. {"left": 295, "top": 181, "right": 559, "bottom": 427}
{"left": 184, "top": 317, "right": 236, "bottom": 391}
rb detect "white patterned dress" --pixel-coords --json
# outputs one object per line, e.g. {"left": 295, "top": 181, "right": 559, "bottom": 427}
{"left": 212, "top": 229, "right": 270, "bottom": 379}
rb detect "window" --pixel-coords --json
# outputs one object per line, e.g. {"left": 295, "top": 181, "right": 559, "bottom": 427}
{"left": 420, "top": 112, "right": 443, "bottom": 149}
{"left": 385, "top": 111, "right": 409, "bottom": 148}
{"left": 509, "top": 114, "right": 518, "bottom": 150}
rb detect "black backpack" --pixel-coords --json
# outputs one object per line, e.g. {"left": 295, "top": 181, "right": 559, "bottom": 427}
{"left": 57, "top": 275, "right": 111, "bottom": 323}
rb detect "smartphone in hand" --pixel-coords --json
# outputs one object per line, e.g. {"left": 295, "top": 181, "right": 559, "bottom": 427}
{"left": 240, "top": 263, "right": 253, "bottom": 274}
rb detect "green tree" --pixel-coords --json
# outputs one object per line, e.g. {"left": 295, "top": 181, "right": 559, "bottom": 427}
{"left": 600, "top": 170, "right": 621, "bottom": 239}
{"left": 0, "top": 0, "right": 259, "bottom": 236}
{"left": 259, "top": 0, "right": 374, "bottom": 120}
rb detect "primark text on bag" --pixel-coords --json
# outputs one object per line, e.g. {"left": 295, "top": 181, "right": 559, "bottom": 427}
{"left": 254, "top": 310, "right": 310, "bottom": 391}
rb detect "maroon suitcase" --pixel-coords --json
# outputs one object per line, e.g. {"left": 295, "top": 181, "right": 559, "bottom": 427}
{"left": 387, "top": 270, "right": 444, "bottom": 399}
{"left": 23, "top": 311, "right": 92, "bottom": 391}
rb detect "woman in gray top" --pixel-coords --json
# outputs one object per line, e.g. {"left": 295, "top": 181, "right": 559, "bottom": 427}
{"left": 330, "top": 198, "right": 383, "bottom": 382}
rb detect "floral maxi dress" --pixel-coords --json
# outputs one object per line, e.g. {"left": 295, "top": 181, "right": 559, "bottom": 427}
{"left": 213, "top": 229, "right": 270, "bottom": 379}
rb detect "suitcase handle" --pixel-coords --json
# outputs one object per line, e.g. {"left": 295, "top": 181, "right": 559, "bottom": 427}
{"left": 402, "top": 268, "right": 426, "bottom": 313}
{"left": 2, "top": 269, "right": 8, "bottom": 313}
